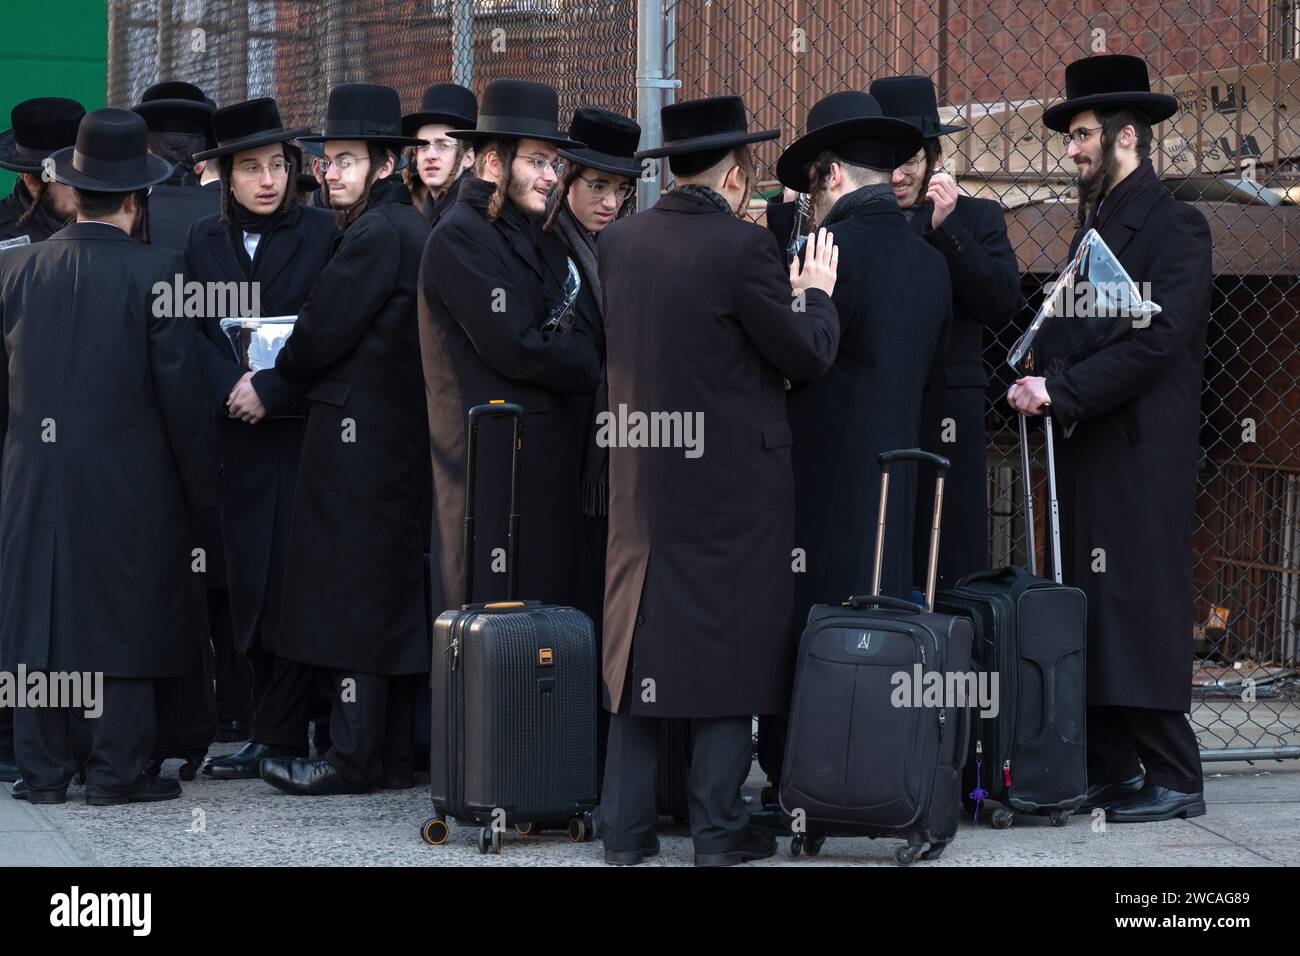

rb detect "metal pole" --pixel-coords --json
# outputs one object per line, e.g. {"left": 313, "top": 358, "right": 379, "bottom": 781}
{"left": 637, "top": 0, "right": 677, "bottom": 211}
{"left": 451, "top": 0, "right": 474, "bottom": 88}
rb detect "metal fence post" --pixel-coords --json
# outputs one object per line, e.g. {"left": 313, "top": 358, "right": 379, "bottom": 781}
{"left": 451, "top": 0, "right": 473, "bottom": 88}
{"left": 637, "top": 0, "right": 678, "bottom": 211}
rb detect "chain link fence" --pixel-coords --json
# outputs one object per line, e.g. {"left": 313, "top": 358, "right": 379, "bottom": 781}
{"left": 108, "top": 0, "right": 1300, "bottom": 759}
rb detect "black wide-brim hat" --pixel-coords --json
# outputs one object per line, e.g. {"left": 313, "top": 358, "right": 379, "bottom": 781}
{"left": 775, "top": 91, "right": 924, "bottom": 191}
{"left": 298, "top": 83, "right": 427, "bottom": 148}
{"left": 448, "top": 80, "right": 583, "bottom": 149}
{"left": 132, "top": 81, "right": 216, "bottom": 138}
{"left": 558, "top": 107, "right": 642, "bottom": 178}
{"left": 0, "top": 96, "right": 85, "bottom": 173}
{"left": 868, "top": 75, "right": 964, "bottom": 138}
{"left": 50, "top": 108, "right": 173, "bottom": 191}
{"left": 193, "top": 98, "right": 313, "bottom": 162}
{"left": 402, "top": 83, "right": 478, "bottom": 138}
{"left": 1043, "top": 54, "right": 1178, "bottom": 133}
{"left": 636, "top": 95, "right": 777, "bottom": 159}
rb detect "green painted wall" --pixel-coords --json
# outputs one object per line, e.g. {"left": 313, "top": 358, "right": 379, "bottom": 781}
{"left": 0, "top": 0, "right": 107, "bottom": 191}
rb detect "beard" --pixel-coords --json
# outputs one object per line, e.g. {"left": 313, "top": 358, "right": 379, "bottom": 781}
{"left": 1076, "top": 138, "right": 1119, "bottom": 217}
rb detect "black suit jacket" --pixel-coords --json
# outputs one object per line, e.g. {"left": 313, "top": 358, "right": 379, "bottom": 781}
{"left": 0, "top": 222, "right": 218, "bottom": 677}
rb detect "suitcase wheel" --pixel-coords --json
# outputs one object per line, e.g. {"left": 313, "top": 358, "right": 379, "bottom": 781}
{"left": 804, "top": 833, "right": 825, "bottom": 856}
{"left": 991, "top": 808, "right": 1015, "bottom": 830}
{"left": 789, "top": 835, "right": 804, "bottom": 857}
{"left": 895, "top": 845, "right": 919, "bottom": 865}
{"left": 919, "top": 839, "right": 948, "bottom": 861}
{"left": 478, "top": 826, "right": 503, "bottom": 855}
{"left": 1049, "top": 808, "right": 1071, "bottom": 827}
{"left": 568, "top": 813, "right": 595, "bottom": 843}
{"left": 420, "top": 816, "right": 450, "bottom": 846}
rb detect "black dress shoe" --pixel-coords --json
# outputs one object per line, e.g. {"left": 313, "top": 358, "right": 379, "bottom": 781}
{"left": 695, "top": 827, "right": 777, "bottom": 867}
{"left": 603, "top": 832, "right": 661, "bottom": 866}
{"left": 1075, "top": 773, "right": 1145, "bottom": 813}
{"left": 1103, "top": 783, "right": 1205, "bottom": 823}
{"left": 22, "top": 779, "right": 66, "bottom": 805}
{"left": 10, "top": 777, "right": 29, "bottom": 800}
{"left": 375, "top": 768, "right": 416, "bottom": 790}
{"left": 0, "top": 760, "right": 18, "bottom": 783}
{"left": 86, "top": 774, "right": 182, "bottom": 806}
{"left": 259, "top": 757, "right": 369, "bottom": 796}
{"left": 202, "top": 742, "right": 306, "bottom": 780}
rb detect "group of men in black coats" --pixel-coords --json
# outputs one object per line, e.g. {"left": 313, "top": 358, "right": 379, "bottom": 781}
{"left": 0, "top": 51, "right": 1211, "bottom": 858}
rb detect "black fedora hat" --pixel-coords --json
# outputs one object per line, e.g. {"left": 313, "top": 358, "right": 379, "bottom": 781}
{"left": 636, "top": 95, "right": 777, "bottom": 159}
{"left": 0, "top": 97, "right": 85, "bottom": 173}
{"left": 298, "top": 83, "right": 426, "bottom": 148}
{"left": 448, "top": 80, "right": 583, "bottom": 149}
{"left": 558, "top": 107, "right": 642, "bottom": 178}
{"left": 132, "top": 81, "right": 216, "bottom": 137}
{"left": 50, "top": 108, "right": 173, "bottom": 192}
{"left": 1043, "top": 54, "right": 1177, "bottom": 133}
{"left": 775, "top": 91, "right": 924, "bottom": 191}
{"left": 193, "top": 98, "right": 313, "bottom": 162}
{"left": 402, "top": 83, "right": 478, "bottom": 138}
{"left": 869, "top": 75, "right": 964, "bottom": 139}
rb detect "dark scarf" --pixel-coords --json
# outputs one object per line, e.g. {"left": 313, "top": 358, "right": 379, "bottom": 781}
{"left": 423, "top": 167, "right": 472, "bottom": 227}
{"left": 819, "top": 182, "right": 898, "bottom": 228}
{"left": 543, "top": 188, "right": 602, "bottom": 309}
{"left": 674, "top": 183, "right": 735, "bottom": 215}
{"left": 339, "top": 173, "right": 409, "bottom": 228}
{"left": 1086, "top": 157, "right": 1157, "bottom": 235}
{"left": 227, "top": 201, "right": 299, "bottom": 275}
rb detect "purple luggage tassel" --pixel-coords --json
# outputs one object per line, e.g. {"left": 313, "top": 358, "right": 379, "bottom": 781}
{"left": 969, "top": 740, "right": 988, "bottom": 823}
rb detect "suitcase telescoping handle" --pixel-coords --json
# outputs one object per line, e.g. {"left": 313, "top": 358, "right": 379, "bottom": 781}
{"left": 1016, "top": 404, "right": 1063, "bottom": 585}
{"left": 862, "top": 448, "right": 951, "bottom": 612}
{"left": 463, "top": 402, "right": 523, "bottom": 605}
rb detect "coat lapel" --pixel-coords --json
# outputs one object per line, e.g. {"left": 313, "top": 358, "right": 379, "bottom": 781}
{"left": 205, "top": 219, "right": 249, "bottom": 282}
{"left": 250, "top": 224, "right": 302, "bottom": 287}
{"left": 1100, "top": 176, "right": 1162, "bottom": 260}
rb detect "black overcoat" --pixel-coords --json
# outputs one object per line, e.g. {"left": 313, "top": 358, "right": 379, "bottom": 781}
{"left": 597, "top": 189, "right": 840, "bottom": 717}
{"left": 184, "top": 204, "right": 339, "bottom": 653}
{"left": 148, "top": 181, "right": 220, "bottom": 253}
{"left": 909, "top": 194, "right": 1022, "bottom": 590}
{"left": 0, "top": 222, "right": 218, "bottom": 676}
{"left": 419, "top": 177, "right": 600, "bottom": 616}
{"left": 789, "top": 186, "right": 951, "bottom": 626}
{"left": 1046, "top": 163, "right": 1212, "bottom": 712}
{"left": 273, "top": 177, "right": 432, "bottom": 676}
{"left": 0, "top": 179, "right": 65, "bottom": 243}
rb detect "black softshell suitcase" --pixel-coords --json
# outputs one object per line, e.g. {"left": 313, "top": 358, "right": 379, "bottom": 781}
{"left": 780, "top": 449, "right": 974, "bottom": 864}
{"left": 936, "top": 410, "right": 1087, "bottom": 827}
{"left": 421, "top": 403, "right": 598, "bottom": 854}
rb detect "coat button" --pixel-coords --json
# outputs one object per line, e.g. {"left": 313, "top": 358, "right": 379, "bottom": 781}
{"left": 636, "top": 615, "right": 645, "bottom": 626}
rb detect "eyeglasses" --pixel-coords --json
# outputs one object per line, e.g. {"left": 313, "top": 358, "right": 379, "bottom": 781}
{"left": 518, "top": 154, "right": 564, "bottom": 176}
{"left": 898, "top": 155, "right": 926, "bottom": 175}
{"left": 316, "top": 156, "right": 367, "bottom": 174}
{"left": 577, "top": 175, "right": 635, "bottom": 201}
{"left": 234, "top": 160, "right": 289, "bottom": 179}
{"left": 1062, "top": 126, "right": 1102, "bottom": 148}
{"left": 415, "top": 139, "right": 459, "bottom": 156}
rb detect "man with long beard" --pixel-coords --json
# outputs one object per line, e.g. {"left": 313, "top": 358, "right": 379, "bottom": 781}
{"left": 1008, "top": 54, "right": 1211, "bottom": 823}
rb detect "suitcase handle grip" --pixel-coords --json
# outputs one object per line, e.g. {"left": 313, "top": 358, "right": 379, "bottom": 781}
{"left": 844, "top": 594, "right": 923, "bottom": 614}
{"left": 878, "top": 449, "right": 951, "bottom": 472}
{"left": 872, "top": 449, "right": 950, "bottom": 611}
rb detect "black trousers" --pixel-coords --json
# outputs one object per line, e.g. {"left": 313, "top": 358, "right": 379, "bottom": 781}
{"left": 0, "top": 704, "right": 14, "bottom": 763}
{"left": 599, "top": 712, "right": 752, "bottom": 853}
{"left": 324, "top": 670, "right": 416, "bottom": 786}
{"left": 1088, "top": 705, "right": 1203, "bottom": 793}
{"left": 15, "top": 676, "right": 154, "bottom": 795}
{"left": 247, "top": 649, "right": 321, "bottom": 751}
{"left": 210, "top": 588, "right": 252, "bottom": 725}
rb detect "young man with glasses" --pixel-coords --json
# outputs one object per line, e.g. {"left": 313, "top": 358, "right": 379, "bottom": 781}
{"left": 402, "top": 83, "right": 478, "bottom": 228}
{"left": 257, "top": 84, "right": 433, "bottom": 796}
{"left": 419, "top": 80, "right": 600, "bottom": 622}
{"left": 183, "top": 98, "right": 340, "bottom": 783}
{"left": 870, "top": 75, "right": 1022, "bottom": 595}
{"left": 1008, "top": 55, "right": 1212, "bottom": 824}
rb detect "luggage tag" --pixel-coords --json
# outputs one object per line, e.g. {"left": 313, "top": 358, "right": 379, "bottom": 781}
{"left": 969, "top": 740, "right": 988, "bottom": 823}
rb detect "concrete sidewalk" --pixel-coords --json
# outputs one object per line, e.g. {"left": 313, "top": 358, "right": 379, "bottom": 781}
{"left": 3, "top": 749, "right": 1296, "bottom": 866}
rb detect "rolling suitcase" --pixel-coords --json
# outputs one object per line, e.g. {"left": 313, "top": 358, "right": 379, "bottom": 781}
{"left": 780, "top": 449, "right": 973, "bottom": 865}
{"left": 936, "top": 408, "right": 1087, "bottom": 828}
{"left": 421, "top": 402, "right": 599, "bottom": 854}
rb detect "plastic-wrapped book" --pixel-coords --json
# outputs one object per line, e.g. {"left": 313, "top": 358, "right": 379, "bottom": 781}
{"left": 219, "top": 316, "right": 298, "bottom": 371}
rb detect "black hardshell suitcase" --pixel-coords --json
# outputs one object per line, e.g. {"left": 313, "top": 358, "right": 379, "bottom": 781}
{"left": 780, "top": 449, "right": 974, "bottom": 865}
{"left": 421, "top": 403, "right": 598, "bottom": 854}
{"left": 936, "top": 410, "right": 1087, "bottom": 828}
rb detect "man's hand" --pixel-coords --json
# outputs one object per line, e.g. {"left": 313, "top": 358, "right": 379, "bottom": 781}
{"left": 227, "top": 372, "right": 267, "bottom": 425}
{"left": 1007, "top": 375, "right": 1051, "bottom": 416}
{"left": 926, "top": 172, "right": 959, "bottom": 229}
{"left": 790, "top": 226, "right": 839, "bottom": 298}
